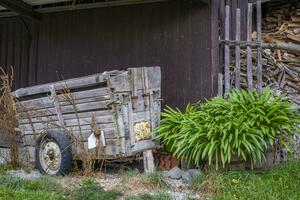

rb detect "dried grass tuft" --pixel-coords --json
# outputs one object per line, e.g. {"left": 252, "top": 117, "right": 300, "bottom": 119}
{"left": 0, "top": 67, "right": 19, "bottom": 167}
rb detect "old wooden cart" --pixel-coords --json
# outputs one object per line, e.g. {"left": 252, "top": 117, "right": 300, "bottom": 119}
{"left": 13, "top": 67, "right": 161, "bottom": 175}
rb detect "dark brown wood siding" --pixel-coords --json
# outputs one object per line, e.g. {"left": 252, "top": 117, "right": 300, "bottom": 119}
{"left": 0, "top": 1, "right": 218, "bottom": 109}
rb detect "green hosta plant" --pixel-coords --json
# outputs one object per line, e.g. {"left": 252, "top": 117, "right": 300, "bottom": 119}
{"left": 155, "top": 88, "right": 300, "bottom": 168}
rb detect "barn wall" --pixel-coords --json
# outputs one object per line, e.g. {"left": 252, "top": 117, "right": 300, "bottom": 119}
{"left": 0, "top": 1, "right": 217, "bottom": 109}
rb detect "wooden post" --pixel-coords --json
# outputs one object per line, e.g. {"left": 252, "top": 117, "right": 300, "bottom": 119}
{"left": 143, "top": 150, "right": 155, "bottom": 173}
{"left": 256, "top": 0, "right": 263, "bottom": 93}
{"left": 218, "top": 73, "right": 223, "bottom": 97}
{"left": 247, "top": 3, "right": 253, "bottom": 90}
{"left": 235, "top": 8, "right": 241, "bottom": 90}
{"left": 224, "top": 5, "right": 231, "bottom": 93}
{"left": 49, "top": 85, "right": 65, "bottom": 128}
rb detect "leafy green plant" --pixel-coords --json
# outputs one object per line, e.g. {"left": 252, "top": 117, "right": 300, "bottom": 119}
{"left": 156, "top": 88, "right": 300, "bottom": 168}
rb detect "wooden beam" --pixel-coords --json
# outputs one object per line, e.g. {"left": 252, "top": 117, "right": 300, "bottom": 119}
{"left": 0, "top": 0, "right": 40, "bottom": 20}
{"left": 221, "top": 40, "right": 300, "bottom": 53}
{"left": 37, "top": 0, "right": 169, "bottom": 13}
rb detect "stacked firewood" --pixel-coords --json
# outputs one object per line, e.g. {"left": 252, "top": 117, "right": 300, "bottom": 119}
{"left": 231, "top": 0, "right": 300, "bottom": 107}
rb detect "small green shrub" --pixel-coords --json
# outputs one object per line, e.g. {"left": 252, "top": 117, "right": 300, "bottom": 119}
{"left": 156, "top": 88, "right": 300, "bottom": 168}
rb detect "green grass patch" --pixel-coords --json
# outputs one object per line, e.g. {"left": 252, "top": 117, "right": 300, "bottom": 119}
{"left": 125, "top": 192, "right": 172, "bottom": 200}
{"left": 190, "top": 161, "right": 300, "bottom": 199}
{"left": 0, "top": 175, "right": 67, "bottom": 200}
{"left": 0, "top": 164, "right": 12, "bottom": 175}
{"left": 71, "top": 178, "right": 122, "bottom": 200}
{"left": 121, "top": 170, "right": 168, "bottom": 190}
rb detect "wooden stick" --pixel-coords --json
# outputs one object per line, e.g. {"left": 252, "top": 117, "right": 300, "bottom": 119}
{"left": 247, "top": 3, "right": 253, "bottom": 90}
{"left": 256, "top": 0, "right": 263, "bottom": 93}
{"left": 235, "top": 8, "right": 241, "bottom": 90}
{"left": 224, "top": 5, "right": 231, "bottom": 92}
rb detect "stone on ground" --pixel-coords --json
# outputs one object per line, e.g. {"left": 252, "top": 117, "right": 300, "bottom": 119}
{"left": 167, "top": 166, "right": 183, "bottom": 179}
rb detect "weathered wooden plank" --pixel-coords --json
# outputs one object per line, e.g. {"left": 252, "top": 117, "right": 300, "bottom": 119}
{"left": 116, "top": 95, "right": 126, "bottom": 154}
{"left": 224, "top": 5, "right": 231, "bottom": 92}
{"left": 19, "top": 119, "right": 115, "bottom": 132}
{"left": 18, "top": 101, "right": 109, "bottom": 118}
{"left": 22, "top": 123, "right": 116, "bottom": 135}
{"left": 152, "top": 91, "right": 161, "bottom": 129}
{"left": 14, "top": 72, "right": 110, "bottom": 98}
{"left": 23, "top": 129, "right": 118, "bottom": 146}
{"left": 218, "top": 73, "right": 223, "bottom": 97}
{"left": 72, "top": 139, "right": 121, "bottom": 156}
{"left": 235, "top": 8, "right": 241, "bottom": 90}
{"left": 109, "top": 67, "right": 160, "bottom": 93}
{"left": 17, "top": 87, "right": 110, "bottom": 110}
{"left": 19, "top": 110, "right": 113, "bottom": 124}
{"left": 247, "top": 3, "right": 254, "bottom": 90}
{"left": 132, "top": 111, "right": 151, "bottom": 123}
{"left": 49, "top": 85, "right": 65, "bottom": 127}
{"left": 131, "top": 140, "right": 157, "bottom": 153}
{"left": 127, "top": 97, "right": 135, "bottom": 145}
{"left": 256, "top": 0, "right": 263, "bottom": 93}
{"left": 142, "top": 67, "right": 150, "bottom": 106}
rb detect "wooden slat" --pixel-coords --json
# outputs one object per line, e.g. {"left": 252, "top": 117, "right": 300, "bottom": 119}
{"left": 247, "top": 3, "right": 253, "bottom": 90}
{"left": 19, "top": 118, "right": 115, "bottom": 132}
{"left": 13, "top": 72, "right": 109, "bottom": 98}
{"left": 18, "top": 100, "right": 109, "bottom": 118}
{"left": 16, "top": 87, "right": 110, "bottom": 110}
{"left": 218, "top": 73, "right": 223, "bottom": 97}
{"left": 235, "top": 8, "right": 241, "bottom": 90}
{"left": 131, "top": 140, "right": 157, "bottom": 153}
{"left": 23, "top": 128, "right": 117, "bottom": 146}
{"left": 256, "top": 0, "right": 263, "bottom": 93}
{"left": 49, "top": 85, "right": 65, "bottom": 127}
{"left": 109, "top": 67, "right": 160, "bottom": 93}
{"left": 224, "top": 5, "right": 231, "bottom": 92}
{"left": 22, "top": 123, "right": 115, "bottom": 135}
{"left": 19, "top": 110, "right": 113, "bottom": 124}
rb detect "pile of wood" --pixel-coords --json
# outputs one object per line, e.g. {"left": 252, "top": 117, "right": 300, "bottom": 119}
{"left": 231, "top": 0, "right": 300, "bottom": 107}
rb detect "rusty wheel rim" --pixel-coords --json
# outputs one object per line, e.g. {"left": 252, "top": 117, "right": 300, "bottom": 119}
{"left": 39, "top": 140, "right": 62, "bottom": 175}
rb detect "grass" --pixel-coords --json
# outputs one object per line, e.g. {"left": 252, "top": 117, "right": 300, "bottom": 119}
{"left": 125, "top": 192, "right": 172, "bottom": 200}
{"left": 189, "top": 161, "right": 300, "bottom": 200}
{"left": 0, "top": 175, "right": 67, "bottom": 200}
{"left": 0, "top": 167, "right": 121, "bottom": 200}
{"left": 0, "top": 164, "right": 12, "bottom": 175}
{"left": 72, "top": 178, "right": 122, "bottom": 200}
{"left": 0, "top": 162, "right": 299, "bottom": 199}
{"left": 121, "top": 170, "right": 168, "bottom": 190}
